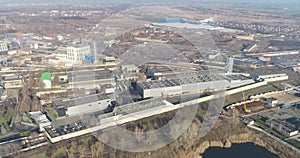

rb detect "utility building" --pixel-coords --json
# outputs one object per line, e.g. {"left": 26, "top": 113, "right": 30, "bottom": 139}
{"left": 136, "top": 73, "right": 255, "bottom": 98}
{"left": 53, "top": 94, "right": 112, "bottom": 117}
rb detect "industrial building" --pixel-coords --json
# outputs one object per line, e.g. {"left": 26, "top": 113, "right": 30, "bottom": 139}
{"left": 266, "top": 118, "right": 299, "bottom": 137}
{"left": 29, "top": 111, "right": 51, "bottom": 132}
{"left": 121, "top": 64, "right": 138, "bottom": 73}
{"left": 98, "top": 97, "right": 170, "bottom": 124}
{"left": 0, "top": 41, "right": 8, "bottom": 55}
{"left": 285, "top": 117, "right": 300, "bottom": 131}
{"left": 242, "top": 43, "right": 257, "bottom": 52}
{"left": 136, "top": 73, "right": 255, "bottom": 98}
{"left": 147, "top": 66, "right": 175, "bottom": 80}
{"left": 261, "top": 97, "right": 278, "bottom": 107}
{"left": 53, "top": 94, "right": 112, "bottom": 117}
{"left": 66, "top": 44, "right": 91, "bottom": 64}
{"left": 101, "top": 84, "right": 115, "bottom": 94}
{"left": 102, "top": 56, "right": 116, "bottom": 65}
{"left": 68, "top": 70, "right": 114, "bottom": 89}
{"left": 1, "top": 74, "right": 23, "bottom": 88}
{"left": 251, "top": 73, "right": 289, "bottom": 82}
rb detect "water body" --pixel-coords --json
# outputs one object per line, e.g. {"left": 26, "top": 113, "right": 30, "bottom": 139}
{"left": 202, "top": 143, "right": 279, "bottom": 158}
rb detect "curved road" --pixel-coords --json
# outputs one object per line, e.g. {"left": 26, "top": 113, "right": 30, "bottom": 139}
{"left": 247, "top": 124, "right": 300, "bottom": 153}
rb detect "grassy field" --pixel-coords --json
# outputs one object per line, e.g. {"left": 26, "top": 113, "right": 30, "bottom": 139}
{"left": 44, "top": 103, "right": 58, "bottom": 119}
{"left": 0, "top": 108, "right": 16, "bottom": 134}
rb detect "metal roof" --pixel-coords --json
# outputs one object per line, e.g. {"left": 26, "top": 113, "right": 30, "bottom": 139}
{"left": 53, "top": 94, "right": 110, "bottom": 108}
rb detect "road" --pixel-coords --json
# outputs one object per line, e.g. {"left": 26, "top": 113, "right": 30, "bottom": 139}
{"left": 248, "top": 124, "right": 300, "bottom": 153}
{"left": 0, "top": 128, "right": 39, "bottom": 144}
{"left": 285, "top": 134, "right": 300, "bottom": 141}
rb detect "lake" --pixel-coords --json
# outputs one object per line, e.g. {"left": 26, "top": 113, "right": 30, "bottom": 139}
{"left": 202, "top": 143, "right": 279, "bottom": 158}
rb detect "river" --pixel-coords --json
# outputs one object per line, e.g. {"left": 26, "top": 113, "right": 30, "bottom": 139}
{"left": 202, "top": 143, "right": 279, "bottom": 158}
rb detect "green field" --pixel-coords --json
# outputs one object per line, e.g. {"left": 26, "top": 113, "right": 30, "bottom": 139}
{"left": 0, "top": 108, "right": 16, "bottom": 134}
{"left": 20, "top": 130, "right": 31, "bottom": 137}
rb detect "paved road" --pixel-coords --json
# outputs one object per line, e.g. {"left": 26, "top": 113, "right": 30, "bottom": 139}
{"left": 248, "top": 124, "right": 300, "bottom": 153}
{"left": 285, "top": 134, "right": 300, "bottom": 141}
{"left": 0, "top": 128, "right": 39, "bottom": 143}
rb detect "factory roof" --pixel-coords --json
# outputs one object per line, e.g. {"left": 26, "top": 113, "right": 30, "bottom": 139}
{"left": 266, "top": 118, "right": 298, "bottom": 133}
{"left": 1, "top": 74, "right": 21, "bottom": 81}
{"left": 101, "top": 84, "right": 114, "bottom": 89}
{"left": 29, "top": 111, "right": 51, "bottom": 124}
{"left": 121, "top": 64, "right": 138, "bottom": 71}
{"left": 285, "top": 117, "right": 300, "bottom": 128}
{"left": 275, "top": 61, "right": 299, "bottom": 68}
{"left": 53, "top": 94, "right": 110, "bottom": 108}
{"left": 149, "top": 66, "right": 175, "bottom": 74}
{"left": 68, "top": 70, "right": 113, "bottom": 82}
{"left": 224, "top": 74, "right": 250, "bottom": 81}
{"left": 138, "top": 73, "right": 225, "bottom": 90}
{"left": 243, "top": 43, "right": 256, "bottom": 51}
{"left": 103, "top": 56, "right": 116, "bottom": 61}
{"left": 114, "top": 98, "right": 166, "bottom": 115}
{"left": 138, "top": 73, "right": 252, "bottom": 90}
{"left": 138, "top": 79, "right": 180, "bottom": 89}
{"left": 67, "top": 44, "right": 90, "bottom": 48}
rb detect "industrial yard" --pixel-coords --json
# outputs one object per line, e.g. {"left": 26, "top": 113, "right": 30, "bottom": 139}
{"left": 0, "top": 1, "right": 299, "bottom": 158}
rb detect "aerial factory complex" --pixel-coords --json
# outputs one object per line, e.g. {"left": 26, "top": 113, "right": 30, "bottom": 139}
{"left": 0, "top": 1, "right": 299, "bottom": 158}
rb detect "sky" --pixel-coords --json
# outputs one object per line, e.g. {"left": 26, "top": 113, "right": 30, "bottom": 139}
{"left": 1, "top": 0, "right": 300, "bottom": 8}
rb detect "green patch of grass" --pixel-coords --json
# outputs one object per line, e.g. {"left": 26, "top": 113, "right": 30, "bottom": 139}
{"left": 48, "top": 110, "right": 58, "bottom": 119}
{"left": 5, "top": 108, "right": 15, "bottom": 122}
{"left": 0, "top": 117, "right": 3, "bottom": 124}
{"left": 44, "top": 104, "right": 58, "bottom": 119}
{"left": 226, "top": 52, "right": 241, "bottom": 56}
{"left": 20, "top": 130, "right": 31, "bottom": 137}
{"left": 21, "top": 114, "right": 32, "bottom": 124}
{"left": 44, "top": 103, "right": 53, "bottom": 108}
{"left": 3, "top": 122, "right": 11, "bottom": 133}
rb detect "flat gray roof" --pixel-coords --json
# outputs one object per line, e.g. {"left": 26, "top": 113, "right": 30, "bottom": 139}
{"left": 53, "top": 94, "right": 110, "bottom": 108}
{"left": 102, "top": 84, "right": 114, "bottom": 88}
{"left": 69, "top": 70, "right": 113, "bottom": 82}
{"left": 138, "top": 73, "right": 224, "bottom": 90}
{"left": 137, "top": 73, "right": 251, "bottom": 90}
{"left": 68, "top": 44, "right": 90, "bottom": 48}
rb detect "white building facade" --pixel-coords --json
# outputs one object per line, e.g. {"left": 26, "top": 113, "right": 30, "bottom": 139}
{"left": 0, "top": 41, "right": 8, "bottom": 53}
{"left": 66, "top": 44, "right": 91, "bottom": 64}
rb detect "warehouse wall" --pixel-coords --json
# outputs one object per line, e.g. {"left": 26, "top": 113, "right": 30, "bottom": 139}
{"left": 66, "top": 99, "right": 111, "bottom": 116}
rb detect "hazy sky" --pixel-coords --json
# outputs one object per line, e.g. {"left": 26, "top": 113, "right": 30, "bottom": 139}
{"left": 1, "top": 0, "right": 300, "bottom": 8}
